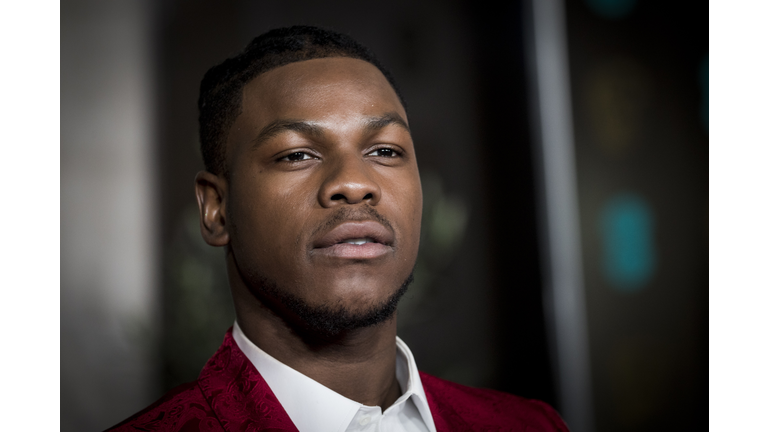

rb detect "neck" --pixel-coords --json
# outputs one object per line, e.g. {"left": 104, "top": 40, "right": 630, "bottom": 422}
{"left": 229, "top": 259, "right": 402, "bottom": 409}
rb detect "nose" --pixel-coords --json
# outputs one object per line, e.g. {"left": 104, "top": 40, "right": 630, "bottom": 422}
{"left": 318, "top": 155, "right": 381, "bottom": 207}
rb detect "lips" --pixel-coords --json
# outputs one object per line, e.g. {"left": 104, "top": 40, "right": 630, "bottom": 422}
{"left": 312, "top": 221, "right": 394, "bottom": 259}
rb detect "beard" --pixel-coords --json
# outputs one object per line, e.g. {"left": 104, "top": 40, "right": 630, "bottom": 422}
{"left": 250, "top": 271, "right": 414, "bottom": 340}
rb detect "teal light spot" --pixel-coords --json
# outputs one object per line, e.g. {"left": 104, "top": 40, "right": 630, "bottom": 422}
{"left": 600, "top": 194, "right": 656, "bottom": 292}
{"left": 585, "top": 0, "right": 638, "bottom": 19}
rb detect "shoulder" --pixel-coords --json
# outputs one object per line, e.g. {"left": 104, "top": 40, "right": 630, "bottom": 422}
{"left": 104, "top": 381, "right": 223, "bottom": 432}
{"left": 419, "top": 372, "right": 569, "bottom": 431}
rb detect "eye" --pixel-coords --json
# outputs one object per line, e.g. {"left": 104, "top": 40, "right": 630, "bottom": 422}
{"left": 368, "top": 148, "right": 399, "bottom": 158}
{"left": 280, "top": 152, "right": 313, "bottom": 162}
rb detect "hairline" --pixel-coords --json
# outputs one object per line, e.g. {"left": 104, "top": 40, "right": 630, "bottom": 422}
{"left": 199, "top": 27, "right": 409, "bottom": 177}
{"left": 220, "top": 57, "right": 408, "bottom": 177}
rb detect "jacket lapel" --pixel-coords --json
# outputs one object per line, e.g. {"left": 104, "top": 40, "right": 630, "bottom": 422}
{"left": 420, "top": 372, "right": 472, "bottom": 432}
{"left": 197, "top": 328, "right": 299, "bottom": 432}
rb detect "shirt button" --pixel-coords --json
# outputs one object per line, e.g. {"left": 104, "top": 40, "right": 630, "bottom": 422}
{"left": 359, "top": 415, "right": 371, "bottom": 426}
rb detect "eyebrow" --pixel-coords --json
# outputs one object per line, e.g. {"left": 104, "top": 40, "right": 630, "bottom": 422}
{"left": 251, "top": 112, "right": 410, "bottom": 149}
{"left": 362, "top": 112, "right": 410, "bottom": 134}
{"left": 252, "top": 120, "right": 325, "bottom": 148}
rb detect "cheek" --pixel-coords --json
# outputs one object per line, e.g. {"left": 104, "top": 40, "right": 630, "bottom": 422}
{"left": 391, "top": 174, "right": 423, "bottom": 256}
{"left": 229, "top": 177, "right": 311, "bottom": 266}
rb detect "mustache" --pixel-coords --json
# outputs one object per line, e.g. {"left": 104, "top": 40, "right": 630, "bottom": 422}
{"left": 310, "top": 205, "right": 395, "bottom": 242}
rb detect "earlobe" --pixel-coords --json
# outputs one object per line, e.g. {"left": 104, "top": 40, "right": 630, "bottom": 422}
{"left": 195, "top": 171, "right": 230, "bottom": 247}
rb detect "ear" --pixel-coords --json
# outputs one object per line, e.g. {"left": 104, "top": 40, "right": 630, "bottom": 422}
{"left": 195, "top": 171, "right": 230, "bottom": 247}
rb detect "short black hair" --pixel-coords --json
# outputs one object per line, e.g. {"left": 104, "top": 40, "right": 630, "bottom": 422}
{"left": 198, "top": 25, "right": 406, "bottom": 175}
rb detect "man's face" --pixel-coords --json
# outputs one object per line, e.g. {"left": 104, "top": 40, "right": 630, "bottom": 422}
{"left": 223, "top": 57, "right": 422, "bottom": 329}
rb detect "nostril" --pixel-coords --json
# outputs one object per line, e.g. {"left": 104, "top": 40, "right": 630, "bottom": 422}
{"left": 331, "top": 193, "right": 345, "bottom": 201}
{"left": 363, "top": 193, "right": 373, "bottom": 200}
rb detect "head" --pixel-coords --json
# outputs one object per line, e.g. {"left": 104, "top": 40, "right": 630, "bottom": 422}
{"left": 195, "top": 26, "right": 422, "bottom": 339}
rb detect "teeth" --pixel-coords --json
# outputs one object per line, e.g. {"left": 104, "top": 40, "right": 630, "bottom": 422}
{"left": 344, "top": 238, "right": 370, "bottom": 245}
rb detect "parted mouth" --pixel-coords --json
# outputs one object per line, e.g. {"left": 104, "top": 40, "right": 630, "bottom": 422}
{"left": 312, "top": 220, "right": 394, "bottom": 250}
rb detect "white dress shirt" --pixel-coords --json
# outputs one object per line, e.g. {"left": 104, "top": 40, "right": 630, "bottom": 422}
{"left": 232, "top": 322, "right": 437, "bottom": 432}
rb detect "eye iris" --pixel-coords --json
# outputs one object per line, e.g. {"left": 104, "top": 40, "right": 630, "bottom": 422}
{"left": 287, "top": 152, "right": 305, "bottom": 161}
{"left": 378, "top": 149, "right": 394, "bottom": 157}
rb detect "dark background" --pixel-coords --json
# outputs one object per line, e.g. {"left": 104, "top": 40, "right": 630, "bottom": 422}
{"left": 61, "top": 1, "right": 707, "bottom": 431}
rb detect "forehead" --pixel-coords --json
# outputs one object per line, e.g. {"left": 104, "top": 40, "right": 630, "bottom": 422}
{"left": 238, "top": 57, "right": 406, "bottom": 126}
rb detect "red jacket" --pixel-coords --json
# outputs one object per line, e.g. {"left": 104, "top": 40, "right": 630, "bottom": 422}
{"left": 107, "top": 329, "right": 569, "bottom": 431}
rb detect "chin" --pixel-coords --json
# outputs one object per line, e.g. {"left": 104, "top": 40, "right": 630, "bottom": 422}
{"left": 259, "top": 270, "right": 414, "bottom": 338}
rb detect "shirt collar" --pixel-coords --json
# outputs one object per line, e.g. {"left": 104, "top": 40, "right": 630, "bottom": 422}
{"left": 394, "top": 334, "right": 437, "bottom": 432}
{"left": 232, "top": 321, "right": 436, "bottom": 432}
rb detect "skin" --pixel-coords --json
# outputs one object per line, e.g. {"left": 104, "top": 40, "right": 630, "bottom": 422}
{"left": 194, "top": 57, "right": 423, "bottom": 409}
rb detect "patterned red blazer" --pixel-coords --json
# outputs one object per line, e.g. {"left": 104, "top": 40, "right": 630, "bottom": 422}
{"left": 107, "top": 329, "right": 569, "bottom": 431}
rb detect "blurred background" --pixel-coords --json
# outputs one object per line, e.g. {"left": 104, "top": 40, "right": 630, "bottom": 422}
{"left": 61, "top": 0, "right": 707, "bottom": 431}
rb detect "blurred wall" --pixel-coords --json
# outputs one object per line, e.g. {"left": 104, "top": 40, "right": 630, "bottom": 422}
{"left": 564, "top": 1, "right": 708, "bottom": 431}
{"left": 61, "top": 1, "right": 158, "bottom": 430}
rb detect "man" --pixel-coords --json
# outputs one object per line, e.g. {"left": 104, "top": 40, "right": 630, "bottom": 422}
{"left": 109, "top": 26, "right": 568, "bottom": 431}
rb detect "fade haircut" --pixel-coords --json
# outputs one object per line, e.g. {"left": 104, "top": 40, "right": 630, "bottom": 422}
{"left": 198, "top": 25, "right": 406, "bottom": 175}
